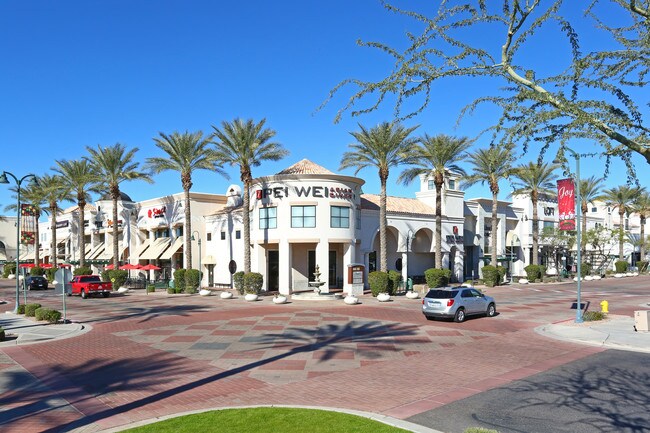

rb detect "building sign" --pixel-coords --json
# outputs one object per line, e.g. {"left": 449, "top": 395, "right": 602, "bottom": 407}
{"left": 446, "top": 235, "right": 464, "bottom": 243}
{"left": 557, "top": 178, "right": 576, "bottom": 230}
{"left": 55, "top": 220, "right": 69, "bottom": 229}
{"left": 256, "top": 186, "right": 354, "bottom": 201}
{"left": 106, "top": 219, "right": 123, "bottom": 228}
{"left": 544, "top": 207, "right": 555, "bottom": 216}
{"left": 148, "top": 206, "right": 166, "bottom": 219}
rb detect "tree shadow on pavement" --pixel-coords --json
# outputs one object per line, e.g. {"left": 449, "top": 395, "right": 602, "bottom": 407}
{"left": 39, "top": 320, "right": 418, "bottom": 432}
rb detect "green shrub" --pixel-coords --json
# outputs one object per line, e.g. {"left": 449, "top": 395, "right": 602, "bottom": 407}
{"left": 538, "top": 265, "right": 547, "bottom": 277}
{"left": 46, "top": 268, "right": 57, "bottom": 282}
{"left": 637, "top": 260, "right": 649, "bottom": 273}
{"left": 3, "top": 262, "right": 16, "bottom": 277}
{"left": 73, "top": 266, "right": 93, "bottom": 276}
{"left": 167, "top": 287, "right": 175, "bottom": 294}
{"left": 147, "top": 285, "right": 155, "bottom": 293}
{"left": 368, "top": 271, "right": 389, "bottom": 296}
{"left": 35, "top": 307, "right": 60, "bottom": 322}
{"left": 185, "top": 269, "right": 201, "bottom": 291}
{"left": 583, "top": 311, "right": 606, "bottom": 321}
{"left": 107, "top": 270, "right": 128, "bottom": 290}
{"left": 387, "top": 270, "right": 402, "bottom": 295}
{"left": 524, "top": 264, "right": 541, "bottom": 281}
{"left": 17, "top": 304, "right": 26, "bottom": 314}
{"left": 233, "top": 271, "right": 245, "bottom": 295}
{"left": 174, "top": 269, "right": 186, "bottom": 293}
{"left": 615, "top": 260, "right": 629, "bottom": 273}
{"left": 243, "top": 272, "right": 264, "bottom": 294}
{"left": 580, "top": 262, "right": 592, "bottom": 277}
{"left": 35, "top": 307, "right": 46, "bottom": 321}
{"left": 25, "top": 303, "right": 42, "bottom": 317}
{"left": 481, "top": 265, "right": 500, "bottom": 287}
{"left": 0, "top": 327, "right": 4, "bottom": 341}
{"left": 496, "top": 266, "right": 506, "bottom": 283}
{"left": 424, "top": 268, "right": 452, "bottom": 288}
{"left": 30, "top": 266, "right": 46, "bottom": 276}
{"left": 100, "top": 270, "right": 111, "bottom": 282}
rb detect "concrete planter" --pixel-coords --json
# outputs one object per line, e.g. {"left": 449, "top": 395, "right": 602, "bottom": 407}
{"left": 344, "top": 295, "right": 359, "bottom": 305}
{"left": 117, "top": 287, "right": 129, "bottom": 294}
{"left": 199, "top": 289, "right": 212, "bottom": 296}
{"left": 376, "top": 293, "right": 391, "bottom": 302}
{"left": 244, "top": 293, "right": 259, "bottom": 302}
{"left": 518, "top": 278, "right": 529, "bottom": 284}
{"left": 273, "top": 295, "right": 288, "bottom": 304}
{"left": 405, "top": 290, "right": 420, "bottom": 299}
{"left": 220, "top": 291, "right": 234, "bottom": 299}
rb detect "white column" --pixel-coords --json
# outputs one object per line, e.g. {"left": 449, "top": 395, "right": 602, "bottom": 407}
{"left": 279, "top": 239, "right": 290, "bottom": 295}
{"left": 454, "top": 250, "right": 464, "bottom": 282}
{"left": 343, "top": 242, "right": 356, "bottom": 294}
{"left": 401, "top": 252, "right": 408, "bottom": 288}
{"left": 316, "top": 239, "right": 329, "bottom": 293}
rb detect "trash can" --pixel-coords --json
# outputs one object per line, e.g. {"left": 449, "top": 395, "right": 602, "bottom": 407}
{"left": 168, "top": 280, "right": 175, "bottom": 289}
{"left": 406, "top": 277, "right": 413, "bottom": 292}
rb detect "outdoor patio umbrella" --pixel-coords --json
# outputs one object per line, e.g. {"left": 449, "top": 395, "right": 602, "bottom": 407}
{"left": 40, "top": 263, "right": 54, "bottom": 269}
{"left": 105, "top": 264, "right": 115, "bottom": 270}
{"left": 19, "top": 263, "right": 35, "bottom": 268}
{"left": 140, "top": 264, "right": 161, "bottom": 271}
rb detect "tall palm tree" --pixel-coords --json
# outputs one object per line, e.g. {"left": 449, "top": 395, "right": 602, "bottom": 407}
{"left": 601, "top": 185, "right": 640, "bottom": 261}
{"left": 465, "top": 146, "right": 515, "bottom": 266}
{"left": 630, "top": 188, "right": 650, "bottom": 262}
{"left": 38, "top": 174, "right": 73, "bottom": 267}
{"left": 511, "top": 161, "right": 559, "bottom": 266}
{"left": 86, "top": 143, "right": 152, "bottom": 269}
{"left": 340, "top": 122, "right": 419, "bottom": 272}
{"left": 398, "top": 134, "right": 472, "bottom": 269}
{"left": 53, "top": 159, "right": 100, "bottom": 268}
{"left": 146, "top": 131, "right": 222, "bottom": 270}
{"left": 579, "top": 176, "right": 605, "bottom": 256}
{"left": 211, "top": 118, "right": 288, "bottom": 273}
{"left": 5, "top": 180, "right": 46, "bottom": 266}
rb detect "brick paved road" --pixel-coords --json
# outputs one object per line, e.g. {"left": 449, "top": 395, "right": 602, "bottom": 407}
{"left": 0, "top": 277, "right": 647, "bottom": 432}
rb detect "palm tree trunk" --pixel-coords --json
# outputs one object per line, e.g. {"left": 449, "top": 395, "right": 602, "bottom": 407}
{"left": 79, "top": 204, "right": 86, "bottom": 268}
{"left": 243, "top": 179, "right": 251, "bottom": 273}
{"left": 34, "top": 212, "right": 40, "bottom": 267}
{"left": 619, "top": 209, "right": 625, "bottom": 260}
{"left": 112, "top": 195, "right": 119, "bottom": 269}
{"left": 435, "top": 181, "right": 443, "bottom": 269}
{"left": 379, "top": 176, "right": 388, "bottom": 273}
{"left": 532, "top": 199, "right": 539, "bottom": 265}
{"left": 491, "top": 192, "right": 498, "bottom": 266}
{"left": 641, "top": 216, "right": 646, "bottom": 261}
{"left": 184, "top": 187, "right": 192, "bottom": 269}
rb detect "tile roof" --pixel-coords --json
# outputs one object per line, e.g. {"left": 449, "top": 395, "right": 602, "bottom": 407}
{"left": 361, "top": 194, "right": 435, "bottom": 217}
{"left": 276, "top": 159, "right": 334, "bottom": 175}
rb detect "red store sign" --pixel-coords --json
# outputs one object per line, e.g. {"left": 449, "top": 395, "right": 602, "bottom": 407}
{"left": 148, "top": 206, "right": 166, "bottom": 219}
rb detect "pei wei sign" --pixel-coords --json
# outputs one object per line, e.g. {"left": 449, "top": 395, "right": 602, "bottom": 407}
{"left": 557, "top": 178, "right": 576, "bottom": 231}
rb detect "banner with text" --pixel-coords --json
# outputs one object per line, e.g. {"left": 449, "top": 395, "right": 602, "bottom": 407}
{"left": 557, "top": 178, "right": 576, "bottom": 231}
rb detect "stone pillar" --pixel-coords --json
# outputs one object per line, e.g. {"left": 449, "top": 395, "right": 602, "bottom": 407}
{"left": 316, "top": 239, "right": 330, "bottom": 293}
{"left": 401, "top": 252, "right": 408, "bottom": 288}
{"left": 279, "top": 239, "right": 290, "bottom": 295}
{"left": 343, "top": 241, "right": 356, "bottom": 294}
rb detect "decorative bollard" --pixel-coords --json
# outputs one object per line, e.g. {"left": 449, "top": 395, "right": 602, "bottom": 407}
{"left": 600, "top": 300, "right": 609, "bottom": 314}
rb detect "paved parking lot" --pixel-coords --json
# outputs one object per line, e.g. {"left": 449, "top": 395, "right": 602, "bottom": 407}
{"left": 0, "top": 277, "right": 648, "bottom": 432}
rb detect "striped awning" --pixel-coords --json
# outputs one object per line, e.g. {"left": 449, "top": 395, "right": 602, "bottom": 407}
{"left": 159, "top": 237, "right": 183, "bottom": 260}
{"left": 135, "top": 239, "right": 152, "bottom": 257}
{"left": 140, "top": 238, "right": 171, "bottom": 260}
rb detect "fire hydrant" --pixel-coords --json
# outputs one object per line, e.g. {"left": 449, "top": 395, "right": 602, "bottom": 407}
{"left": 600, "top": 300, "right": 609, "bottom": 314}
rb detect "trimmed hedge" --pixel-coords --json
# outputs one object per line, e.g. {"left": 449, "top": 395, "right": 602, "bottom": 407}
{"left": 25, "top": 303, "right": 42, "bottom": 317}
{"left": 387, "top": 270, "right": 402, "bottom": 295}
{"left": 147, "top": 285, "right": 155, "bottom": 293}
{"left": 174, "top": 269, "right": 187, "bottom": 293}
{"left": 46, "top": 268, "right": 57, "bottom": 282}
{"left": 524, "top": 264, "right": 542, "bottom": 281}
{"left": 35, "top": 308, "right": 62, "bottom": 323}
{"left": 482, "top": 265, "right": 500, "bottom": 287}
{"left": 243, "top": 272, "right": 264, "bottom": 294}
{"left": 107, "top": 270, "right": 128, "bottom": 290}
{"left": 3, "top": 262, "right": 16, "bottom": 278}
{"left": 615, "top": 260, "right": 629, "bottom": 273}
{"left": 30, "top": 266, "right": 46, "bottom": 276}
{"left": 368, "top": 271, "right": 389, "bottom": 296}
{"left": 233, "top": 271, "right": 245, "bottom": 295}
{"left": 73, "top": 266, "right": 93, "bottom": 276}
{"left": 637, "top": 260, "right": 648, "bottom": 273}
{"left": 17, "top": 304, "right": 26, "bottom": 314}
{"left": 185, "top": 269, "right": 201, "bottom": 293}
{"left": 424, "top": 268, "right": 452, "bottom": 288}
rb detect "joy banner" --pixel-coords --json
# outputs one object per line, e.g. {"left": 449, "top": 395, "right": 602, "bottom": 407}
{"left": 557, "top": 178, "right": 576, "bottom": 231}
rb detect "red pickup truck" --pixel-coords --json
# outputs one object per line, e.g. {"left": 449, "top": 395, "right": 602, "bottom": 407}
{"left": 69, "top": 275, "right": 112, "bottom": 299}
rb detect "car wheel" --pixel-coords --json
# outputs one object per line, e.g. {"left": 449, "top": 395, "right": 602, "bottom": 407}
{"left": 81, "top": 289, "right": 87, "bottom": 299}
{"left": 103, "top": 292, "right": 110, "bottom": 298}
{"left": 454, "top": 308, "right": 466, "bottom": 323}
{"left": 487, "top": 303, "right": 496, "bottom": 317}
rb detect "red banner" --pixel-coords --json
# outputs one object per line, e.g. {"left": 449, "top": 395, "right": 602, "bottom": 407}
{"left": 557, "top": 178, "right": 576, "bottom": 230}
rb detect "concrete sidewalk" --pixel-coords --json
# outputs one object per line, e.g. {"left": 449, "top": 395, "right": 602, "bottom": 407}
{"left": 0, "top": 311, "right": 88, "bottom": 346}
{"left": 536, "top": 314, "right": 650, "bottom": 353}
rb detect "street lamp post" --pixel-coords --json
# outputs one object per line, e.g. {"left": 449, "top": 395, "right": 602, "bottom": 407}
{"left": 0, "top": 171, "right": 37, "bottom": 314}
{"left": 191, "top": 231, "right": 202, "bottom": 288}
{"left": 556, "top": 150, "right": 583, "bottom": 324}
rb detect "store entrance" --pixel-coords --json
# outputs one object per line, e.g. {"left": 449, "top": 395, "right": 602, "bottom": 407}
{"left": 268, "top": 250, "right": 279, "bottom": 292}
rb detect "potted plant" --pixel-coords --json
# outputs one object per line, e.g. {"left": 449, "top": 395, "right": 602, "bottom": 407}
{"left": 243, "top": 272, "right": 263, "bottom": 302}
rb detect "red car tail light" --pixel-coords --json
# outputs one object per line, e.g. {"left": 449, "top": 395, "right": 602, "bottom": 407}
{"left": 447, "top": 299, "right": 455, "bottom": 307}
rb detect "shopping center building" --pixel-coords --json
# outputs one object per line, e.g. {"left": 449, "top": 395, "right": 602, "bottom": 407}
{"left": 1, "top": 158, "right": 646, "bottom": 291}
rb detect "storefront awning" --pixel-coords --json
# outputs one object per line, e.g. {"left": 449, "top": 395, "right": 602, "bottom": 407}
{"left": 84, "top": 244, "right": 102, "bottom": 260}
{"left": 135, "top": 239, "right": 152, "bottom": 257}
{"left": 56, "top": 234, "right": 70, "bottom": 245}
{"left": 140, "top": 238, "right": 171, "bottom": 260}
{"left": 19, "top": 249, "right": 35, "bottom": 261}
{"left": 159, "top": 237, "right": 183, "bottom": 260}
{"left": 0, "top": 250, "right": 7, "bottom": 261}
{"left": 96, "top": 246, "right": 127, "bottom": 261}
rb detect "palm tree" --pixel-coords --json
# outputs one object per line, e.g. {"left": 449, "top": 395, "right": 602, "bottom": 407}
{"left": 146, "top": 131, "right": 222, "bottom": 270}
{"left": 601, "top": 185, "right": 640, "bottom": 261}
{"left": 5, "top": 180, "right": 46, "bottom": 266}
{"left": 53, "top": 159, "right": 100, "bottom": 268}
{"left": 340, "top": 122, "right": 419, "bottom": 272}
{"left": 398, "top": 134, "right": 472, "bottom": 269}
{"left": 630, "top": 188, "right": 650, "bottom": 263}
{"left": 211, "top": 119, "right": 288, "bottom": 273}
{"left": 579, "top": 176, "right": 605, "bottom": 256}
{"left": 86, "top": 143, "right": 152, "bottom": 269}
{"left": 465, "top": 146, "right": 515, "bottom": 266}
{"left": 38, "top": 174, "right": 73, "bottom": 267}
{"left": 511, "top": 161, "right": 559, "bottom": 266}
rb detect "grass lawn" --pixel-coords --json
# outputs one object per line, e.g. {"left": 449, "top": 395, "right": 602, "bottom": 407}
{"left": 123, "top": 407, "right": 412, "bottom": 433}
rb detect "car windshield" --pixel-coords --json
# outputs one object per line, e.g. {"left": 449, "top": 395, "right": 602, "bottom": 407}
{"left": 425, "top": 290, "right": 458, "bottom": 299}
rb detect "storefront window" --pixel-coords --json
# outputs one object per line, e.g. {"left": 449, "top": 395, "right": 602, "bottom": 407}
{"left": 259, "top": 207, "right": 277, "bottom": 229}
{"left": 291, "top": 205, "right": 316, "bottom": 228}
{"left": 220, "top": 231, "right": 226, "bottom": 240}
{"left": 235, "top": 230, "right": 241, "bottom": 239}
{"left": 174, "top": 227, "right": 183, "bottom": 237}
{"left": 154, "top": 228, "right": 170, "bottom": 239}
{"left": 330, "top": 206, "right": 349, "bottom": 228}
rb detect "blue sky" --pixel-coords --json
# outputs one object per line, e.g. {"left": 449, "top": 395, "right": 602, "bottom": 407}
{"left": 0, "top": 0, "right": 647, "bottom": 213}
